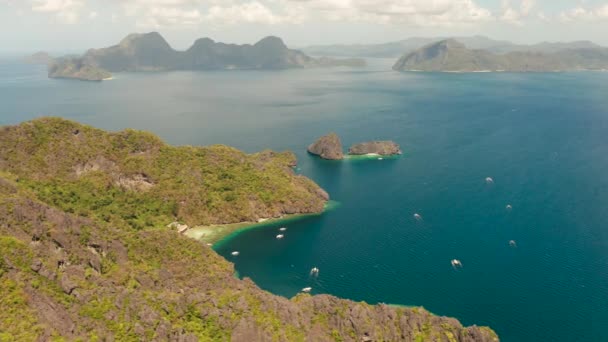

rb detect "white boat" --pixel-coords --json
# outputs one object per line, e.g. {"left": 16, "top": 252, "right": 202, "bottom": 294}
{"left": 414, "top": 213, "right": 422, "bottom": 221}
{"left": 279, "top": 227, "right": 287, "bottom": 231}
{"left": 276, "top": 234, "right": 284, "bottom": 239}
{"left": 378, "top": 157, "right": 384, "bottom": 160}
{"left": 310, "top": 267, "right": 320, "bottom": 276}
{"left": 301, "top": 287, "right": 312, "bottom": 293}
{"left": 485, "top": 177, "right": 494, "bottom": 184}
{"left": 509, "top": 240, "right": 517, "bottom": 247}
{"left": 506, "top": 204, "right": 513, "bottom": 210}
{"left": 231, "top": 251, "right": 240, "bottom": 256}
{"left": 451, "top": 259, "right": 462, "bottom": 268}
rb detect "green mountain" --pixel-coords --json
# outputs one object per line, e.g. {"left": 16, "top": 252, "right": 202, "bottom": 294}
{"left": 0, "top": 118, "right": 498, "bottom": 341}
{"left": 48, "top": 32, "right": 365, "bottom": 80}
{"left": 392, "top": 39, "right": 608, "bottom": 72}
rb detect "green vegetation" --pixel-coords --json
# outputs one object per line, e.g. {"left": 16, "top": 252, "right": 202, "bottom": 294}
{"left": 0, "top": 118, "right": 498, "bottom": 341}
{"left": 0, "top": 117, "right": 327, "bottom": 231}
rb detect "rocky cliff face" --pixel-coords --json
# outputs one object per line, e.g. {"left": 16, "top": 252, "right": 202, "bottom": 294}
{"left": 348, "top": 141, "right": 402, "bottom": 155}
{"left": 307, "top": 133, "right": 344, "bottom": 160}
{"left": 0, "top": 174, "right": 498, "bottom": 341}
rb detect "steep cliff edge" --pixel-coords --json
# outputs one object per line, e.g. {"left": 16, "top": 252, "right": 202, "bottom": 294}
{"left": 307, "top": 133, "right": 344, "bottom": 160}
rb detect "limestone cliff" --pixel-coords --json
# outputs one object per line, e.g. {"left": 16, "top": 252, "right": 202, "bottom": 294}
{"left": 307, "top": 133, "right": 344, "bottom": 160}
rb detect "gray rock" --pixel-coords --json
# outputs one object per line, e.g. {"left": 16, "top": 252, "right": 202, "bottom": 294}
{"left": 307, "top": 133, "right": 344, "bottom": 160}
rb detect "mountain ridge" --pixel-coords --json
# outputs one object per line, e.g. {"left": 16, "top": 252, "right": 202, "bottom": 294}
{"left": 392, "top": 39, "right": 608, "bottom": 72}
{"left": 48, "top": 32, "right": 365, "bottom": 81}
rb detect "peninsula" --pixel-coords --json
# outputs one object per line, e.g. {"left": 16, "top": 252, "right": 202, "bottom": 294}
{"left": 47, "top": 32, "right": 366, "bottom": 81}
{"left": 0, "top": 118, "right": 497, "bottom": 341}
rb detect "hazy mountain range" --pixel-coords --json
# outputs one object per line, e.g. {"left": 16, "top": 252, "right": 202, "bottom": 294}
{"left": 303, "top": 35, "right": 604, "bottom": 58}
{"left": 392, "top": 39, "right": 608, "bottom": 72}
{"left": 48, "top": 32, "right": 365, "bottom": 81}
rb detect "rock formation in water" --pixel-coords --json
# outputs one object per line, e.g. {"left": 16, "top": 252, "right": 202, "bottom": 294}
{"left": 46, "top": 32, "right": 365, "bottom": 80}
{"left": 0, "top": 118, "right": 498, "bottom": 341}
{"left": 307, "top": 133, "right": 344, "bottom": 160}
{"left": 48, "top": 58, "right": 112, "bottom": 81}
{"left": 348, "top": 141, "right": 402, "bottom": 155}
{"left": 393, "top": 38, "right": 608, "bottom": 72}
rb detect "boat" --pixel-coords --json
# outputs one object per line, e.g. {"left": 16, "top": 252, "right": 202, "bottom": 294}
{"left": 279, "top": 227, "right": 287, "bottom": 231}
{"left": 414, "top": 213, "right": 422, "bottom": 221}
{"left": 506, "top": 204, "right": 513, "bottom": 210}
{"left": 485, "top": 177, "right": 494, "bottom": 184}
{"left": 276, "top": 234, "right": 284, "bottom": 239}
{"left": 231, "top": 251, "right": 240, "bottom": 256}
{"left": 509, "top": 240, "right": 517, "bottom": 247}
{"left": 301, "top": 287, "right": 312, "bottom": 293}
{"left": 378, "top": 157, "right": 384, "bottom": 160}
{"left": 451, "top": 259, "right": 462, "bottom": 268}
{"left": 310, "top": 267, "right": 319, "bottom": 276}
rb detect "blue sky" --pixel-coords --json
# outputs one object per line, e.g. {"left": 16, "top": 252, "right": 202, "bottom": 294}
{"left": 2, "top": 0, "right": 608, "bottom": 53}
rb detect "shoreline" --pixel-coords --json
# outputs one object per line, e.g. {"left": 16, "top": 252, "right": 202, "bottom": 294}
{"left": 343, "top": 153, "right": 401, "bottom": 161}
{"left": 185, "top": 200, "right": 341, "bottom": 248}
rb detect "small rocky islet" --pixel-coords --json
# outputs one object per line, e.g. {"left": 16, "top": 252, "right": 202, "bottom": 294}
{"left": 308, "top": 132, "right": 402, "bottom": 160}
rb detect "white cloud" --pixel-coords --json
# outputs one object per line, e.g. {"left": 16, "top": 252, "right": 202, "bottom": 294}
{"left": 205, "top": 2, "right": 302, "bottom": 25}
{"left": 136, "top": 7, "right": 202, "bottom": 28}
{"left": 281, "top": 0, "right": 494, "bottom": 26}
{"left": 30, "top": 0, "right": 84, "bottom": 24}
{"left": 559, "top": 4, "right": 608, "bottom": 22}
{"left": 89, "top": 11, "right": 97, "bottom": 19}
{"left": 119, "top": 0, "right": 494, "bottom": 28}
{"left": 499, "top": 0, "right": 536, "bottom": 25}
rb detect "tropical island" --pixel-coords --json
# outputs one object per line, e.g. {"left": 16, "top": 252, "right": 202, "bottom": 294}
{"left": 308, "top": 133, "right": 402, "bottom": 160}
{"left": 0, "top": 118, "right": 497, "bottom": 341}
{"left": 46, "top": 32, "right": 366, "bottom": 81}
{"left": 392, "top": 38, "right": 608, "bottom": 73}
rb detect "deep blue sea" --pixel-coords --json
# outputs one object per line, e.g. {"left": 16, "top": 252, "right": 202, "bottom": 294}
{"left": 1, "top": 58, "right": 608, "bottom": 342}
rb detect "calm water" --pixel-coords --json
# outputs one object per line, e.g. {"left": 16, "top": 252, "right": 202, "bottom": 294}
{"left": 2, "top": 59, "right": 608, "bottom": 342}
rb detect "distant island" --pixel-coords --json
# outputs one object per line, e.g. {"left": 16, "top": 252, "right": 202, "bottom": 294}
{"left": 24, "top": 51, "right": 53, "bottom": 65}
{"left": 303, "top": 35, "right": 604, "bottom": 58}
{"left": 48, "top": 58, "right": 112, "bottom": 81}
{"left": 47, "top": 32, "right": 366, "bottom": 81}
{"left": 308, "top": 133, "right": 402, "bottom": 160}
{"left": 0, "top": 118, "right": 497, "bottom": 341}
{"left": 393, "top": 39, "right": 608, "bottom": 73}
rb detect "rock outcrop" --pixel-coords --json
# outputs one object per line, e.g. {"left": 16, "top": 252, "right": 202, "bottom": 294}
{"left": 307, "top": 133, "right": 344, "bottom": 160}
{"left": 348, "top": 141, "right": 402, "bottom": 155}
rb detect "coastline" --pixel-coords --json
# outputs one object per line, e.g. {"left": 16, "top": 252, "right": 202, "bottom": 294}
{"left": 185, "top": 200, "right": 341, "bottom": 248}
{"left": 343, "top": 153, "right": 402, "bottom": 161}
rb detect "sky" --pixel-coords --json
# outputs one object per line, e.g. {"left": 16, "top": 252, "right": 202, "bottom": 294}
{"left": 2, "top": 0, "right": 608, "bottom": 54}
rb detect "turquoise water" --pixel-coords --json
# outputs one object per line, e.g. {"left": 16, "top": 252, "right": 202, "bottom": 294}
{"left": 2, "top": 59, "right": 608, "bottom": 341}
